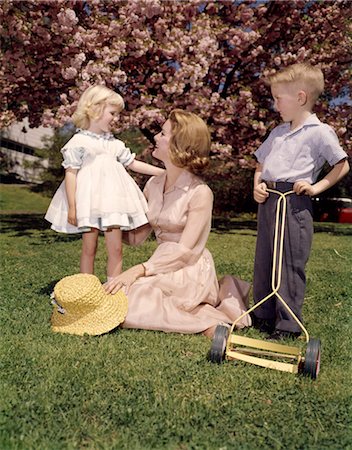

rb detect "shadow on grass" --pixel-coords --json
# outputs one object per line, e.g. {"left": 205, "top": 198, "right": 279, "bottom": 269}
{"left": 313, "top": 222, "right": 352, "bottom": 235}
{"left": 212, "top": 218, "right": 257, "bottom": 234}
{"left": 39, "top": 279, "right": 62, "bottom": 296}
{"left": 1, "top": 212, "right": 351, "bottom": 237}
{"left": 0, "top": 213, "right": 81, "bottom": 241}
{"left": 212, "top": 217, "right": 352, "bottom": 236}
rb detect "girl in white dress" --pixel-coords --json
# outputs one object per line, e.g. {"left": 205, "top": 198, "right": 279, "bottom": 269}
{"left": 45, "top": 85, "right": 164, "bottom": 281}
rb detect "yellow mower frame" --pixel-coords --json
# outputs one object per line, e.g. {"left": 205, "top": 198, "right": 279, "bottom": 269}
{"left": 209, "top": 189, "right": 321, "bottom": 379}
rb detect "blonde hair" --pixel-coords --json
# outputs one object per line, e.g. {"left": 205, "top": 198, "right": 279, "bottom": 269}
{"left": 72, "top": 85, "right": 124, "bottom": 129}
{"left": 267, "top": 63, "right": 324, "bottom": 104}
{"left": 168, "top": 109, "right": 211, "bottom": 175}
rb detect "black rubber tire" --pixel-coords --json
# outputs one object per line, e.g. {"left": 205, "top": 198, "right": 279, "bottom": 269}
{"left": 302, "top": 338, "right": 321, "bottom": 379}
{"left": 209, "top": 324, "right": 230, "bottom": 364}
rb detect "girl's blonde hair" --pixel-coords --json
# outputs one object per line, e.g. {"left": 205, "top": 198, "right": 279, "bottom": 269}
{"left": 168, "top": 109, "right": 211, "bottom": 175}
{"left": 267, "top": 63, "right": 324, "bottom": 104}
{"left": 72, "top": 85, "right": 124, "bottom": 129}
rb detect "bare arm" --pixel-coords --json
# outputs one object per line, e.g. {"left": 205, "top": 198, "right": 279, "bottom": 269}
{"left": 253, "top": 163, "right": 269, "bottom": 203}
{"left": 104, "top": 263, "right": 146, "bottom": 294}
{"left": 122, "top": 223, "right": 152, "bottom": 246}
{"left": 104, "top": 222, "right": 151, "bottom": 293}
{"left": 105, "top": 184, "right": 213, "bottom": 294}
{"left": 65, "top": 168, "right": 78, "bottom": 226}
{"left": 294, "top": 159, "right": 350, "bottom": 196}
{"left": 127, "top": 159, "right": 164, "bottom": 176}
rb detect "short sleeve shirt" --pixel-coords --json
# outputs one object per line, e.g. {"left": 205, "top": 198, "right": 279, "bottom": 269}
{"left": 254, "top": 114, "right": 347, "bottom": 183}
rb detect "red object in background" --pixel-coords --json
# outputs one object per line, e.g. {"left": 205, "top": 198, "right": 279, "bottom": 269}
{"left": 313, "top": 197, "right": 352, "bottom": 224}
{"left": 338, "top": 207, "right": 352, "bottom": 224}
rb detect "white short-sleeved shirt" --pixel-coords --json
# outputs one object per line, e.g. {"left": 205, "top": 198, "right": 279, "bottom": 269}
{"left": 255, "top": 114, "right": 347, "bottom": 183}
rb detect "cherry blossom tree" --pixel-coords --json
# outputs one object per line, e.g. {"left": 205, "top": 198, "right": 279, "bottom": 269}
{"left": 1, "top": 0, "right": 351, "bottom": 211}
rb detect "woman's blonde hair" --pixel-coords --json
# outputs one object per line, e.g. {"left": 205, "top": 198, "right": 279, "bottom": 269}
{"left": 72, "top": 85, "right": 124, "bottom": 129}
{"left": 168, "top": 109, "right": 211, "bottom": 175}
{"left": 267, "top": 63, "right": 324, "bottom": 104}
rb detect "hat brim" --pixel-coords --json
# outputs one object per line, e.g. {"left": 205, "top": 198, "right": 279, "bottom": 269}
{"left": 51, "top": 290, "right": 128, "bottom": 336}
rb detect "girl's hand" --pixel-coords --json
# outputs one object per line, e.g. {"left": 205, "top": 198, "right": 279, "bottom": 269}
{"left": 67, "top": 206, "right": 77, "bottom": 226}
{"left": 104, "top": 264, "right": 146, "bottom": 294}
{"left": 253, "top": 182, "right": 269, "bottom": 203}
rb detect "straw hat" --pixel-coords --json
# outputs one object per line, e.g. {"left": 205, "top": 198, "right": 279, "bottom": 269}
{"left": 50, "top": 273, "right": 128, "bottom": 336}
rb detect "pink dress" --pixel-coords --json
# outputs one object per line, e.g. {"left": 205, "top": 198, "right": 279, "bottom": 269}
{"left": 121, "top": 170, "right": 252, "bottom": 334}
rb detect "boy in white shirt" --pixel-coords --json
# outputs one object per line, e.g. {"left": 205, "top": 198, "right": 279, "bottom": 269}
{"left": 253, "top": 63, "right": 349, "bottom": 340}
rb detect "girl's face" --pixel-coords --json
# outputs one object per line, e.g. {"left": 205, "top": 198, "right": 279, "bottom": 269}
{"left": 89, "top": 104, "right": 120, "bottom": 134}
{"left": 153, "top": 120, "right": 172, "bottom": 164}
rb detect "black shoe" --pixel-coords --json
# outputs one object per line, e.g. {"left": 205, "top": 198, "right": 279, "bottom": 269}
{"left": 251, "top": 315, "right": 275, "bottom": 334}
{"left": 266, "top": 329, "right": 301, "bottom": 341}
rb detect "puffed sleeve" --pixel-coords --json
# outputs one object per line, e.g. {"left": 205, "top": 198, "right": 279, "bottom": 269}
{"left": 61, "top": 147, "right": 85, "bottom": 169}
{"left": 116, "top": 139, "right": 136, "bottom": 167}
{"left": 143, "top": 185, "right": 213, "bottom": 276}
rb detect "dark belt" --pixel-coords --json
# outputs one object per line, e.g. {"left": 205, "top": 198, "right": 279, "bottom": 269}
{"left": 263, "top": 181, "right": 295, "bottom": 192}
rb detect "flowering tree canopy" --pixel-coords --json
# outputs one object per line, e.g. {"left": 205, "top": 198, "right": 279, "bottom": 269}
{"left": 1, "top": 0, "right": 351, "bottom": 210}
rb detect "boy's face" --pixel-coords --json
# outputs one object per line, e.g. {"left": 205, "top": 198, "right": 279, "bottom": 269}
{"left": 271, "top": 82, "right": 304, "bottom": 124}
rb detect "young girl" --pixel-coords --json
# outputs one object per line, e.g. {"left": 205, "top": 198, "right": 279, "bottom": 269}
{"left": 45, "top": 85, "right": 164, "bottom": 281}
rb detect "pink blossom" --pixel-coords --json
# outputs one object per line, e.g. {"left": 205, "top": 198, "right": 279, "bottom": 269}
{"left": 57, "top": 8, "right": 78, "bottom": 30}
{"left": 71, "top": 52, "right": 86, "bottom": 69}
{"left": 62, "top": 67, "right": 78, "bottom": 80}
{"left": 241, "top": 7, "right": 254, "bottom": 23}
{"left": 0, "top": 0, "right": 350, "bottom": 166}
{"left": 337, "top": 127, "right": 347, "bottom": 136}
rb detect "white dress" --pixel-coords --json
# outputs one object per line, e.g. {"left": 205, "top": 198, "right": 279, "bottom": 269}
{"left": 45, "top": 129, "right": 148, "bottom": 233}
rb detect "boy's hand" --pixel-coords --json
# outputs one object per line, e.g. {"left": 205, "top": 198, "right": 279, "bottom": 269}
{"left": 254, "top": 182, "right": 269, "bottom": 203}
{"left": 293, "top": 181, "right": 316, "bottom": 196}
{"left": 67, "top": 206, "right": 77, "bottom": 226}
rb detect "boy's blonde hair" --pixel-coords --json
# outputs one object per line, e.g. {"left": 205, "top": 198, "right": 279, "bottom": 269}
{"left": 267, "top": 63, "right": 324, "bottom": 104}
{"left": 72, "top": 85, "right": 124, "bottom": 129}
{"left": 168, "top": 109, "right": 210, "bottom": 175}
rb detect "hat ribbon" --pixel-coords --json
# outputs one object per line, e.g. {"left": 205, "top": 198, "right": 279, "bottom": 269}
{"left": 50, "top": 292, "right": 66, "bottom": 314}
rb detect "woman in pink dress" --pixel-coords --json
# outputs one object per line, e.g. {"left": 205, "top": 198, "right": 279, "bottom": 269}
{"left": 104, "top": 109, "right": 251, "bottom": 337}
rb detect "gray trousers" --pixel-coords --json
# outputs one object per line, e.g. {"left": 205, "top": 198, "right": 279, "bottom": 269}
{"left": 253, "top": 182, "right": 313, "bottom": 333}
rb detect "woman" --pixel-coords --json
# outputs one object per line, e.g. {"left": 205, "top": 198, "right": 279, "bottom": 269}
{"left": 105, "top": 109, "right": 251, "bottom": 336}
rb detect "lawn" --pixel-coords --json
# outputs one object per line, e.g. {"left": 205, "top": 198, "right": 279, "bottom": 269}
{"left": 1, "top": 184, "right": 352, "bottom": 450}
{"left": 0, "top": 183, "right": 51, "bottom": 212}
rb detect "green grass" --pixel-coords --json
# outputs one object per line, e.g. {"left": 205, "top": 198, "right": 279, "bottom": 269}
{"left": 1, "top": 184, "right": 352, "bottom": 450}
{"left": 0, "top": 184, "right": 51, "bottom": 212}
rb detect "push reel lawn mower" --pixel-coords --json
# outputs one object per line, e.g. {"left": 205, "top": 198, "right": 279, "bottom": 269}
{"left": 209, "top": 189, "right": 321, "bottom": 380}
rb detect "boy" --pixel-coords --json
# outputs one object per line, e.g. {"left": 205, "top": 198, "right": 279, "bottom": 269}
{"left": 252, "top": 63, "right": 349, "bottom": 340}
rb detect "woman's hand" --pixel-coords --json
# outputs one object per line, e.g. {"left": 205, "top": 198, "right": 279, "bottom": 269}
{"left": 104, "top": 264, "right": 146, "bottom": 294}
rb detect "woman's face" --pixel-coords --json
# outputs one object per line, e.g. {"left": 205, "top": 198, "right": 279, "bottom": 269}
{"left": 153, "top": 120, "right": 172, "bottom": 164}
